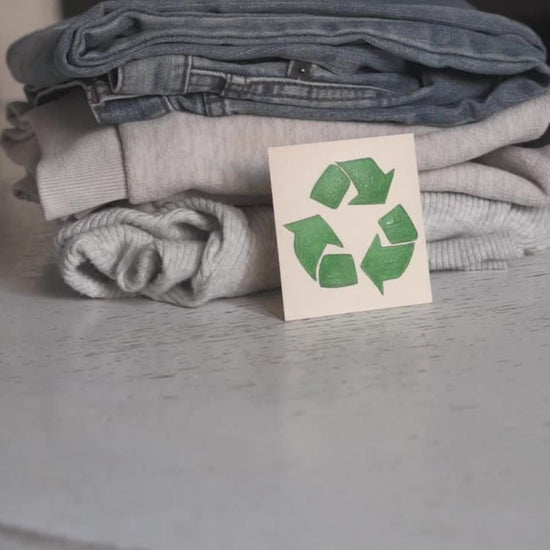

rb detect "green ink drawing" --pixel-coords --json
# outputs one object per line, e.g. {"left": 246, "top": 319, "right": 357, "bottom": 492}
{"left": 378, "top": 204, "right": 418, "bottom": 244}
{"left": 310, "top": 157, "right": 394, "bottom": 208}
{"left": 284, "top": 215, "right": 343, "bottom": 280}
{"left": 336, "top": 158, "right": 394, "bottom": 205}
{"left": 360, "top": 235, "right": 415, "bottom": 294}
{"left": 319, "top": 254, "right": 358, "bottom": 288}
{"left": 285, "top": 157, "right": 419, "bottom": 293}
{"left": 309, "top": 164, "right": 350, "bottom": 209}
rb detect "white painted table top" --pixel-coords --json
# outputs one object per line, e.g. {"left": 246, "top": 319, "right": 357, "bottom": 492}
{"left": 1, "top": 145, "right": 550, "bottom": 550}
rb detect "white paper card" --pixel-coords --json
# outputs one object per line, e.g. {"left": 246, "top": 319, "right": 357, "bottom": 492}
{"left": 269, "top": 133, "right": 432, "bottom": 321}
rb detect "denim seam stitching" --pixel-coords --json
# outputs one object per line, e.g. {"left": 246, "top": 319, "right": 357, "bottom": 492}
{"left": 182, "top": 55, "right": 193, "bottom": 94}
{"left": 162, "top": 95, "right": 175, "bottom": 113}
{"left": 191, "top": 68, "right": 398, "bottom": 93}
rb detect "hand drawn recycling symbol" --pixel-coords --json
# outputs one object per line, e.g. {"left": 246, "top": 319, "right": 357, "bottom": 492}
{"left": 285, "top": 158, "right": 418, "bottom": 294}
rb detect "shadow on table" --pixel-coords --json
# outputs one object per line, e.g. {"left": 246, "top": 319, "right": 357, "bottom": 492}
{"left": 0, "top": 519, "right": 140, "bottom": 550}
{"left": 228, "top": 289, "right": 284, "bottom": 321}
{"left": 0, "top": 225, "right": 77, "bottom": 300}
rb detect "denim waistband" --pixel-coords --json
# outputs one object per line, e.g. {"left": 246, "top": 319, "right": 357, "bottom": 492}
{"left": 83, "top": 78, "right": 546, "bottom": 127}
{"left": 24, "top": 51, "right": 548, "bottom": 127}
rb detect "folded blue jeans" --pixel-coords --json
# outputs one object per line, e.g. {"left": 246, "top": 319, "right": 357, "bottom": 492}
{"left": 9, "top": 0, "right": 550, "bottom": 126}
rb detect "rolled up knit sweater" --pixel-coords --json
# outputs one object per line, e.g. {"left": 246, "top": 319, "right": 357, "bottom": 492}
{"left": 54, "top": 193, "right": 550, "bottom": 307}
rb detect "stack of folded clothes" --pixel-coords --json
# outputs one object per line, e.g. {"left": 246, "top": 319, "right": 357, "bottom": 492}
{"left": 2, "top": 0, "right": 550, "bottom": 307}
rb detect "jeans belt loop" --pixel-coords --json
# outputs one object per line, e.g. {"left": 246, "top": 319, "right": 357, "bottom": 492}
{"left": 181, "top": 55, "right": 193, "bottom": 95}
{"left": 221, "top": 74, "right": 246, "bottom": 98}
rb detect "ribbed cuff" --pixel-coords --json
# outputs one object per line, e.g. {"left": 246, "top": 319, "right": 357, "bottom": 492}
{"left": 37, "top": 125, "right": 127, "bottom": 220}
{"left": 26, "top": 89, "right": 129, "bottom": 220}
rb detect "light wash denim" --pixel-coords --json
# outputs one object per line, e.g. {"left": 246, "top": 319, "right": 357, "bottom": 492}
{"left": 9, "top": 0, "right": 550, "bottom": 126}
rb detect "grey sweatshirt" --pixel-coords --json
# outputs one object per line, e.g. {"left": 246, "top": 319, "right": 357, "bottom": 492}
{"left": 2, "top": 89, "right": 550, "bottom": 219}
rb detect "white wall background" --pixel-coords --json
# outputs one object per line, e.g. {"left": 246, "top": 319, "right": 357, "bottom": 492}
{"left": 0, "top": 0, "right": 61, "bottom": 100}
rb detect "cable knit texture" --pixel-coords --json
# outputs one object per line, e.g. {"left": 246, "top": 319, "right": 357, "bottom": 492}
{"left": 54, "top": 194, "right": 550, "bottom": 307}
{"left": 54, "top": 195, "right": 279, "bottom": 306}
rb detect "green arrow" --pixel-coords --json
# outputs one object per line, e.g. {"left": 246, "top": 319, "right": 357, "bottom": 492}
{"left": 319, "top": 254, "right": 358, "bottom": 288}
{"left": 336, "top": 158, "right": 394, "bottom": 205}
{"left": 285, "top": 215, "right": 343, "bottom": 280}
{"left": 360, "top": 235, "right": 414, "bottom": 294}
{"left": 310, "top": 164, "right": 351, "bottom": 209}
{"left": 378, "top": 204, "right": 418, "bottom": 244}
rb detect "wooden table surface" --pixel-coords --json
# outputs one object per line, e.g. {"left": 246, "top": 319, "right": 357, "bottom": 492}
{"left": 1, "top": 144, "right": 550, "bottom": 549}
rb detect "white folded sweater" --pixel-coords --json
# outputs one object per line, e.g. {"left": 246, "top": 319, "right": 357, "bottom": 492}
{"left": 54, "top": 193, "right": 550, "bottom": 307}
